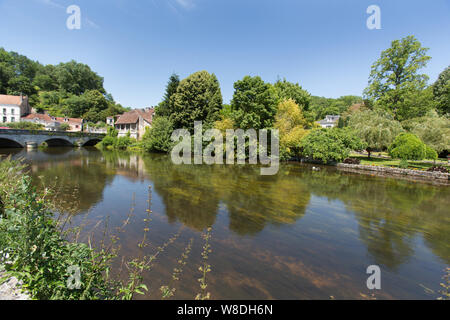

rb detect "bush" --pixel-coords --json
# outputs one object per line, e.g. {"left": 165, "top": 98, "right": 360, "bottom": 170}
{"left": 116, "top": 136, "right": 135, "bottom": 150}
{"left": 388, "top": 133, "right": 426, "bottom": 160}
{"left": 425, "top": 145, "right": 438, "bottom": 160}
{"left": 142, "top": 117, "right": 174, "bottom": 153}
{"left": 59, "top": 123, "right": 70, "bottom": 131}
{"left": 5, "top": 122, "right": 45, "bottom": 130}
{"left": 101, "top": 135, "right": 115, "bottom": 148}
{"left": 399, "top": 159, "right": 409, "bottom": 169}
{"left": 300, "top": 128, "right": 366, "bottom": 164}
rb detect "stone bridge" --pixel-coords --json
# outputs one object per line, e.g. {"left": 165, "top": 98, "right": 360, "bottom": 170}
{"left": 0, "top": 129, "right": 105, "bottom": 148}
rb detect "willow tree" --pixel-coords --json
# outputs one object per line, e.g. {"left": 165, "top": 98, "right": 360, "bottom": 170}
{"left": 347, "top": 109, "right": 404, "bottom": 158}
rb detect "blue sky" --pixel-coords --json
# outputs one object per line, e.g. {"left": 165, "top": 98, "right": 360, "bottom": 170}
{"left": 1, "top": 0, "right": 449, "bottom": 109}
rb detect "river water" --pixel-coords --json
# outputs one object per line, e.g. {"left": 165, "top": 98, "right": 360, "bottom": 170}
{"left": 1, "top": 147, "right": 449, "bottom": 299}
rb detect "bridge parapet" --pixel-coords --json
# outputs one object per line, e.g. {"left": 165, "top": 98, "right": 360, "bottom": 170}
{"left": 0, "top": 129, "right": 105, "bottom": 148}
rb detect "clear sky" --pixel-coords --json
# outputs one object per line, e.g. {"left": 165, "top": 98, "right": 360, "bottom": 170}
{"left": 1, "top": 0, "right": 449, "bottom": 109}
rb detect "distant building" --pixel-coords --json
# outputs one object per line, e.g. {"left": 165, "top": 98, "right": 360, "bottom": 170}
{"left": 22, "top": 113, "right": 84, "bottom": 132}
{"left": 114, "top": 108, "right": 154, "bottom": 140}
{"left": 0, "top": 94, "right": 31, "bottom": 123}
{"left": 106, "top": 116, "right": 115, "bottom": 126}
{"left": 317, "top": 115, "right": 340, "bottom": 128}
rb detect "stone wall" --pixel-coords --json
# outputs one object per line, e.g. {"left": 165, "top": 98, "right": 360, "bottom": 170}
{"left": 337, "top": 163, "right": 450, "bottom": 182}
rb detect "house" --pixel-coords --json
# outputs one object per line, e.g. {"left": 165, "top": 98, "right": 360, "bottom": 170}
{"left": 106, "top": 116, "right": 115, "bottom": 126}
{"left": 114, "top": 108, "right": 154, "bottom": 140}
{"left": 22, "top": 113, "right": 84, "bottom": 132}
{"left": 0, "top": 94, "right": 31, "bottom": 124}
{"left": 317, "top": 115, "right": 340, "bottom": 128}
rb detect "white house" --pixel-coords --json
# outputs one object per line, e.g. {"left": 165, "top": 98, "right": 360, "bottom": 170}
{"left": 317, "top": 115, "right": 340, "bottom": 128}
{"left": 0, "top": 94, "right": 31, "bottom": 123}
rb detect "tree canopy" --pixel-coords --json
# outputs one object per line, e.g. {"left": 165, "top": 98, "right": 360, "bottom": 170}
{"left": 170, "top": 71, "right": 222, "bottom": 131}
{"left": 231, "top": 76, "right": 279, "bottom": 130}
{"left": 433, "top": 66, "right": 450, "bottom": 115}
{"left": 347, "top": 109, "right": 404, "bottom": 157}
{"left": 364, "top": 35, "right": 432, "bottom": 121}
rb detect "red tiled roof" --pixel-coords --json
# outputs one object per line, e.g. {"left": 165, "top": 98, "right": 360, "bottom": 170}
{"left": 22, "top": 113, "right": 52, "bottom": 121}
{"left": 0, "top": 94, "right": 25, "bottom": 105}
{"left": 22, "top": 114, "right": 83, "bottom": 125}
{"left": 115, "top": 109, "right": 154, "bottom": 125}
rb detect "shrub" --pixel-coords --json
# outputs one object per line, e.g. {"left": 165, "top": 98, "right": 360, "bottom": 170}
{"left": 425, "top": 145, "right": 438, "bottom": 160}
{"left": 388, "top": 133, "right": 426, "bottom": 160}
{"left": 142, "top": 117, "right": 174, "bottom": 153}
{"left": 5, "top": 122, "right": 45, "bottom": 130}
{"left": 300, "top": 128, "right": 366, "bottom": 164}
{"left": 101, "top": 135, "right": 115, "bottom": 148}
{"left": 399, "top": 159, "right": 409, "bottom": 169}
{"left": 59, "top": 123, "right": 70, "bottom": 131}
{"left": 116, "top": 136, "right": 135, "bottom": 150}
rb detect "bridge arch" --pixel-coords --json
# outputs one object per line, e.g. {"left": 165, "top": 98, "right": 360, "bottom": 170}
{"left": 44, "top": 138, "right": 74, "bottom": 147}
{"left": 0, "top": 137, "right": 24, "bottom": 148}
{"left": 82, "top": 138, "right": 102, "bottom": 147}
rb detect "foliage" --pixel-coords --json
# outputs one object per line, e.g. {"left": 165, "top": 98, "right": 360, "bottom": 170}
{"left": 363, "top": 35, "right": 432, "bottom": 120}
{"left": 425, "top": 145, "right": 438, "bottom": 160}
{"left": 0, "top": 47, "right": 125, "bottom": 122}
{"left": 142, "top": 116, "right": 174, "bottom": 153}
{"left": 0, "top": 163, "right": 115, "bottom": 299}
{"left": 196, "top": 227, "right": 212, "bottom": 300}
{"left": 388, "top": 133, "right": 427, "bottom": 160}
{"left": 309, "top": 95, "right": 363, "bottom": 121}
{"left": 274, "top": 99, "right": 309, "bottom": 160}
{"left": 273, "top": 78, "right": 310, "bottom": 111}
{"left": 155, "top": 73, "right": 180, "bottom": 117}
{"left": 170, "top": 71, "right": 222, "bottom": 131}
{"left": 4, "top": 122, "right": 44, "bottom": 130}
{"left": 59, "top": 123, "right": 70, "bottom": 131}
{"left": 301, "top": 128, "right": 366, "bottom": 164}
{"left": 399, "top": 159, "right": 409, "bottom": 169}
{"left": 433, "top": 66, "right": 450, "bottom": 115}
{"left": 231, "top": 76, "right": 278, "bottom": 130}
{"left": 402, "top": 112, "right": 450, "bottom": 154}
{"left": 347, "top": 109, "right": 404, "bottom": 157}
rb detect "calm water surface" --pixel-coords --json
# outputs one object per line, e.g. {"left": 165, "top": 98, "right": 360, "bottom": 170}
{"left": 1, "top": 147, "right": 449, "bottom": 299}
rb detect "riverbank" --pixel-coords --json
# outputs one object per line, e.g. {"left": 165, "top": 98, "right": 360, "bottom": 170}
{"left": 336, "top": 163, "right": 450, "bottom": 185}
{"left": 0, "top": 269, "right": 30, "bottom": 300}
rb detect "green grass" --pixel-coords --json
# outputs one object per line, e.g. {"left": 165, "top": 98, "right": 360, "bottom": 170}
{"left": 349, "top": 152, "right": 449, "bottom": 171}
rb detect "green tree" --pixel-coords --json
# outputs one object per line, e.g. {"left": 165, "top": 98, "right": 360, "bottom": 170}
{"left": 274, "top": 99, "right": 309, "bottom": 159}
{"left": 142, "top": 116, "right": 174, "bottom": 153}
{"left": 401, "top": 112, "right": 450, "bottom": 154}
{"left": 55, "top": 60, "right": 105, "bottom": 95}
{"left": 301, "top": 128, "right": 366, "bottom": 163}
{"left": 231, "top": 76, "right": 278, "bottom": 129}
{"left": 171, "top": 71, "right": 222, "bottom": 131}
{"left": 433, "top": 66, "right": 450, "bottom": 115}
{"left": 388, "top": 133, "right": 427, "bottom": 160}
{"left": 347, "top": 109, "right": 404, "bottom": 158}
{"left": 59, "top": 123, "right": 70, "bottom": 131}
{"left": 156, "top": 73, "right": 180, "bottom": 117}
{"left": 273, "top": 79, "right": 310, "bottom": 111}
{"left": 364, "top": 35, "right": 432, "bottom": 120}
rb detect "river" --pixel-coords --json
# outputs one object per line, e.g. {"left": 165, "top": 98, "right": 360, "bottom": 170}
{"left": 1, "top": 147, "right": 449, "bottom": 299}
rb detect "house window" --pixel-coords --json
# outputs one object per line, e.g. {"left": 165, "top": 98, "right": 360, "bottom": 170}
{"left": 2, "top": 108, "right": 6, "bottom": 115}
{"left": 11, "top": 117, "right": 15, "bottom": 123}
{"left": 2, "top": 117, "right": 6, "bottom": 123}
{"left": 11, "top": 109, "right": 14, "bottom": 115}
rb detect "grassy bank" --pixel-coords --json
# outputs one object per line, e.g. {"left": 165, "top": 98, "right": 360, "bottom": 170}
{"left": 349, "top": 152, "right": 449, "bottom": 171}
